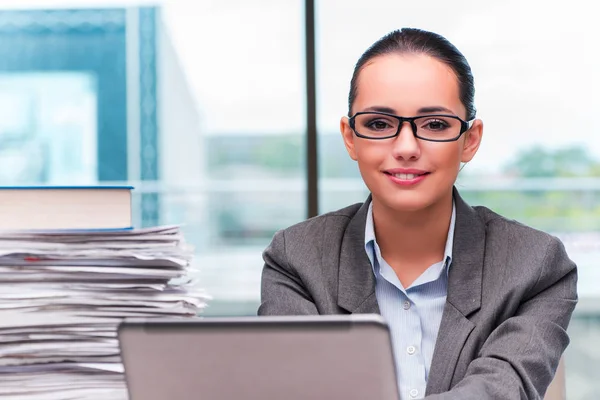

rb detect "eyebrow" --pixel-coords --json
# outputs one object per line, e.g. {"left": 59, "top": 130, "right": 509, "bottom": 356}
{"left": 361, "top": 105, "right": 456, "bottom": 115}
{"left": 362, "top": 106, "right": 397, "bottom": 114}
{"left": 417, "top": 106, "right": 455, "bottom": 114}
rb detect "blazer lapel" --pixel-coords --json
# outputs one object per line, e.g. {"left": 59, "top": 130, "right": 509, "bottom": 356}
{"left": 426, "top": 188, "right": 485, "bottom": 394}
{"left": 335, "top": 189, "right": 485, "bottom": 392}
{"left": 337, "top": 196, "right": 380, "bottom": 315}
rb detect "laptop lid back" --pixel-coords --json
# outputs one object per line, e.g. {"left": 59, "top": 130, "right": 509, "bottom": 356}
{"left": 118, "top": 314, "right": 399, "bottom": 400}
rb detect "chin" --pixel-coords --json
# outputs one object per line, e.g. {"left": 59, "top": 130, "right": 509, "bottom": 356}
{"left": 378, "top": 193, "right": 436, "bottom": 213}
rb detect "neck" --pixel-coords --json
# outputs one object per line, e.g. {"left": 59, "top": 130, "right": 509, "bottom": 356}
{"left": 372, "top": 191, "right": 453, "bottom": 267}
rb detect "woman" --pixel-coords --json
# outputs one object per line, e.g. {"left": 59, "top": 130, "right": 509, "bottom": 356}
{"left": 258, "top": 28, "right": 577, "bottom": 399}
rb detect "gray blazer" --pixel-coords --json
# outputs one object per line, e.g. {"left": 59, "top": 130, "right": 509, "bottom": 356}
{"left": 258, "top": 189, "right": 578, "bottom": 399}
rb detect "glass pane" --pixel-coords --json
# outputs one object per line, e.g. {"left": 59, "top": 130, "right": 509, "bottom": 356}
{"left": 0, "top": 1, "right": 306, "bottom": 317}
{"left": 160, "top": 0, "right": 305, "bottom": 315}
{"left": 0, "top": 72, "right": 97, "bottom": 184}
{"left": 316, "top": 0, "right": 600, "bottom": 397}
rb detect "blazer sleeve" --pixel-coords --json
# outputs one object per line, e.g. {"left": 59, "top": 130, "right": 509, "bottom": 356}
{"left": 257, "top": 229, "right": 319, "bottom": 315}
{"left": 426, "top": 236, "right": 578, "bottom": 400}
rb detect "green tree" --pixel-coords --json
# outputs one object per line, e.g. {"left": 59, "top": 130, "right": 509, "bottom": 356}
{"left": 253, "top": 135, "right": 303, "bottom": 172}
{"left": 503, "top": 145, "right": 600, "bottom": 177}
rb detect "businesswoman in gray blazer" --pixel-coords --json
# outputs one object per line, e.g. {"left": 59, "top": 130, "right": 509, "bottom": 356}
{"left": 259, "top": 28, "right": 577, "bottom": 400}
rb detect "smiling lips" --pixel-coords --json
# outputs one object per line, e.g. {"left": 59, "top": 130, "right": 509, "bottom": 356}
{"left": 384, "top": 169, "right": 430, "bottom": 186}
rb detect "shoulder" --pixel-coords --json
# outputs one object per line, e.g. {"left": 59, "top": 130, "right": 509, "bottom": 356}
{"left": 473, "top": 205, "right": 575, "bottom": 285}
{"left": 474, "top": 205, "right": 562, "bottom": 251}
{"left": 282, "top": 202, "right": 363, "bottom": 238}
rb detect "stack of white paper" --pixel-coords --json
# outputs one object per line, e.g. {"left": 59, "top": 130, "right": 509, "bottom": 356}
{"left": 0, "top": 225, "right": 209, "bottom": 399}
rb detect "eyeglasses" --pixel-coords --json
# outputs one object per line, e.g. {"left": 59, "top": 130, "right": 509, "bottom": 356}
{"left": 349, "top": 111, "right": 473, "bottom": 142}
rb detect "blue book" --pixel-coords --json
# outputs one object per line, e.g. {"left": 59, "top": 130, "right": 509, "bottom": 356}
{"left": 0, "top": 185, "right": 134, "bottom": 231}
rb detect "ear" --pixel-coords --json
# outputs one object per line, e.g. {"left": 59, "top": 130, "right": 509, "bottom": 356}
{"left": 340, "top": 116, "right": 358, "bottom": 161}
{"left": 460, "top": 119, "right": 483, "bottom": 163}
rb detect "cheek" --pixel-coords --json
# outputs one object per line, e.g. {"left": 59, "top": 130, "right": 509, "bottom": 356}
{"left": 354, "top": 142, "right": 388, "bottom": 167}
{"left": 422, "top": 143, "right": 463, "bottom": 170}
{"left": 352, "top": 144, "right": 388, "bottom": 187}
{"left": 356, "top": 142, "right": 391, "bottom": 180}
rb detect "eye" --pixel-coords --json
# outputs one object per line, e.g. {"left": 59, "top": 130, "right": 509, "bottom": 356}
{"left": 421, "top": 118, "right": 450, "bottom": 131}
{"left": 366, "top": 119, "right": 393, "bottom": 131}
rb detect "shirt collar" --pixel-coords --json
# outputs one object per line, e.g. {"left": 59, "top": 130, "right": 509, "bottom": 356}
{"left": 364, "top": 199, "right": 456, "bottom": 270}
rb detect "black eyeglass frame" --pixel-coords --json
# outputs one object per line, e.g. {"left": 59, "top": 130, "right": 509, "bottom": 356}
{"left": 349, "top": 111, "right": 474, "bottom": 142}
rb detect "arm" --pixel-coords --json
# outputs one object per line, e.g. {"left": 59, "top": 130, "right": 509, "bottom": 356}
{"left": 257, "top": 229, "right": 319, "bottom": 315}
{"left": 427, "top": 237, "right": 578, "bottom": 400}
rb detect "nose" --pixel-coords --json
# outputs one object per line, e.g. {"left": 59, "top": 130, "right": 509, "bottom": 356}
{"left": 391, "top": 121, "right": 421, "bottom": 160}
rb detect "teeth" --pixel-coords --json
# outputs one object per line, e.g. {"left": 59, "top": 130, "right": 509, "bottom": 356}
{"left": 393, "top": 173, "right": 420, "bottom": 180}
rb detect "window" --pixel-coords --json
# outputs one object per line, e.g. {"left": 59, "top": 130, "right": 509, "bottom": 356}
{"left": 161, "top": 0, "right": 306, "bottom": 315}
{"left": 0, "top": 0, "right": 305, "bottom": 316}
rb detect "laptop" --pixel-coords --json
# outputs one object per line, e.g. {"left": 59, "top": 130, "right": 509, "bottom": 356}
{"left": 118, "top": 314, "right": 400, "bottom": 400}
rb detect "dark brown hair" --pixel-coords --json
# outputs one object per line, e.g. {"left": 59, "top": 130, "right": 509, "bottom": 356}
{"left": 348, "top": 28, "right": 476, "bottom": 120}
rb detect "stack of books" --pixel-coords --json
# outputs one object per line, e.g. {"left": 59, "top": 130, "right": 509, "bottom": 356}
{"left": 0, "top": 186, "right": 208, "bottom": 400}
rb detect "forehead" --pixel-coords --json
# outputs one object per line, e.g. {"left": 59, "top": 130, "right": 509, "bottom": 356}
{"left": 354, "top": 53, "right": 465, "bottom": 117}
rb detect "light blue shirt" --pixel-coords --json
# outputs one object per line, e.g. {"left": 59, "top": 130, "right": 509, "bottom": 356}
{"left": 364, "top": 202, "right": 455, "bottom": 400}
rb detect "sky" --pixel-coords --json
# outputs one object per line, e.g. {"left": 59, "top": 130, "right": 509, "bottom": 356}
{"left": 1, "top": 0, "right": 599, "bottom": 174}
